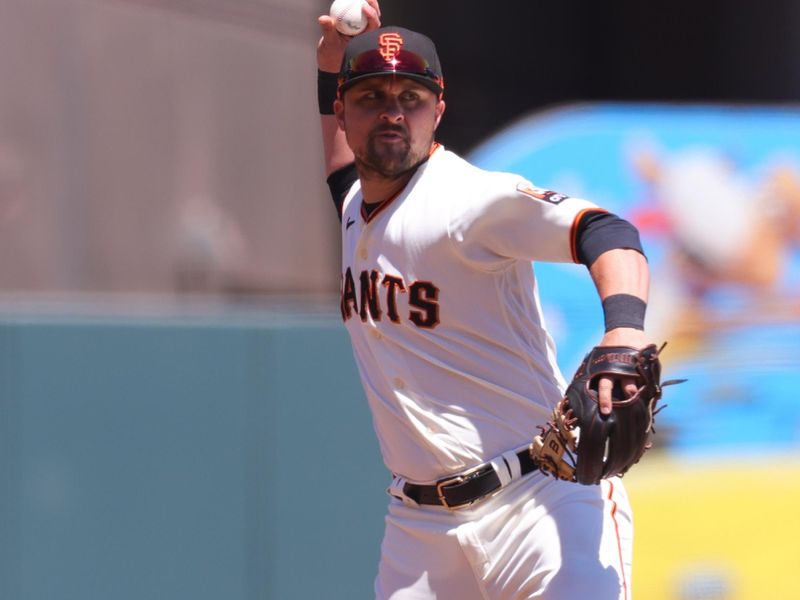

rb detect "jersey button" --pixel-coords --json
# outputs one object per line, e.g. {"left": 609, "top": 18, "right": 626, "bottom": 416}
{"left": 359, "top": 247, "right": 368, "bottom": 260}
{"left": 371, "top": 329, "right": 382, "bottom": 340}
{"left": 392, "top": 377, "right": 405, "bottom": 389}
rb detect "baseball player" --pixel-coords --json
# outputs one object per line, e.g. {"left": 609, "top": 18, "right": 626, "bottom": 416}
{"left": 316, "top": 3, "right": 652, "bottom": 598}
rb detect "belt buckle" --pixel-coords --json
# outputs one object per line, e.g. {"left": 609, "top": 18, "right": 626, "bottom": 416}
{"left": 435, "top": 475, "right": 466, "bottom": 510}
{"left": 435, "top": 464, "right": 487, "bottom": 510}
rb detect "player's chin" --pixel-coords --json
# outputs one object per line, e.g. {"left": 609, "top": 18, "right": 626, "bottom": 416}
{"left": 365, "top": 145, "right": 413, "bottom": 174}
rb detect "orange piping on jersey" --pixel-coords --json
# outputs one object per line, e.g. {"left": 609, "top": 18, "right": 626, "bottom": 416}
{"left": 360, "top": 143, "right": 442, "bottom": 224}
{"left": 361, "top": 187, "right": 404, "bottom": 223}
{"left": 607, "top": 480, "right": 629, "bottom": 600}
{"left": 569, "top": 208, "right": 608, "bottom": 263}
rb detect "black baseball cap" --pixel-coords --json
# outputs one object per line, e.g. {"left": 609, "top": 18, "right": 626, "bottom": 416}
{"left": 338, "top": 26, "right": 444, "bottom": 96}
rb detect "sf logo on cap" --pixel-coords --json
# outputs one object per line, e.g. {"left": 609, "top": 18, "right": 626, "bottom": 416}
{"left": 378, "top": 32, "right": 404, "bottom": 62}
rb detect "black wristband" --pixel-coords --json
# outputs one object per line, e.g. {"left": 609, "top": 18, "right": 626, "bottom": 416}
{"left": 318, "top": 70, "right": 339, "bottom": 115}
{"left": 602, "top": 294, "right": 646, "bottom": 332}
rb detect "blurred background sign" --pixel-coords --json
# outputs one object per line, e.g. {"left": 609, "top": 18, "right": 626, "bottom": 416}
{"left": 470, "top": 103, "right": 800, "bottom": 458}
{"left": 469, "top": 103, "right": 800, "bottom": 600}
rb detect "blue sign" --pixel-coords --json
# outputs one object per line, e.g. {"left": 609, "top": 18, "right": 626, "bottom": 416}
{"left": 469, "top": 103, "right": 800, "bottom": 456}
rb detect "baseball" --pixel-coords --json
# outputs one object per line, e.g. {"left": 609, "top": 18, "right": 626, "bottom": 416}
{"left": 329, "top": 0, "right": 368, "bottom": 36}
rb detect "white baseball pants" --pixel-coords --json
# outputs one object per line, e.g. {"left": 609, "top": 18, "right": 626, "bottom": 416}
{"left": 375, "top": 472, "right": 633, "bottom": 600}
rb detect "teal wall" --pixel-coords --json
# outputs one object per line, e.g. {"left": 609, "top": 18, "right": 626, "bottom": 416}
{"left": 0, "top": 308, "right": 387, "bottom": 600}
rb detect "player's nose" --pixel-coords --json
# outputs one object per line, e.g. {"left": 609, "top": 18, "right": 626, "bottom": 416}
{"left": 379, "top": 98, "right": 404, "bottom": 122}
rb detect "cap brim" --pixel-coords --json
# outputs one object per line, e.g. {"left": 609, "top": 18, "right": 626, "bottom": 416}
{"left": 339, "top": 72, "right": 443, "bottom": 96}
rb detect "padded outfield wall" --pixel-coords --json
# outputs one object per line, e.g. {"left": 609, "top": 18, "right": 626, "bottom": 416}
{"left": 0, "top": 299, "right": 388, "bottom": 600}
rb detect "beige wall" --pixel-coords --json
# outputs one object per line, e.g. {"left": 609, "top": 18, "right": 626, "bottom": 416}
{"left": 0, "top": 0, "right": 338, "bottom": 294}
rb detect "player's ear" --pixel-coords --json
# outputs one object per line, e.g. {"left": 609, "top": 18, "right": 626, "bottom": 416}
{"left": 433, "top": 99, "right": 446, "bottom": 130}
{"left": 333, "top": 98, "right": 345, "bottom": 131}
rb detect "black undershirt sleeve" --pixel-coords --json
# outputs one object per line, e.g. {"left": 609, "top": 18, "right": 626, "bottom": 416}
{"left": 326, "top": 162, "right": 358, "bottom": 222}
{"left": 575, "top": 210, "right": 645, "bottom": 267}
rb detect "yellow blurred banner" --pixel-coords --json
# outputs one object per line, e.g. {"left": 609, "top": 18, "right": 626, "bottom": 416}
{"left": 626, "top": 453, "right": 800, "bottom": 600}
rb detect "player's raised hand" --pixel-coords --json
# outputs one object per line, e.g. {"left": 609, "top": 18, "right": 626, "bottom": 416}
{"left": 317, "top": 0, "right": 382, "bottom": 72}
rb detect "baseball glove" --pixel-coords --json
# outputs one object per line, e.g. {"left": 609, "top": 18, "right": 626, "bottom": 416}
{"left": 530, "top": 343, "right": 684, "bottom": 485}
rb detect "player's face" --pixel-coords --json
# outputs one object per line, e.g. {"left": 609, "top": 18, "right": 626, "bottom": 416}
{"left": 335, "top": 76, "right": 445, "bottom": 179}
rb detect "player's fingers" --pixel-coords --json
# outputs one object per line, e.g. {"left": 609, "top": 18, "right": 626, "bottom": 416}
{"left": 622, "top": 377, "right": 639, "bottom": 398}
{"left": 362, "top": 2, "right": 381, "bottom": 31}
{"left": 318, "top": 15, "right": 338, "bottom": 37}
{"left": 318, "top": 15, "right": 342, "bottom": 47}
{"left": 317, "top": 14, "right": 351, "bottom": 71}
{"left": 596, "top": 376, "right": 613, "bottom": 415}
{"left": 364, "top": 0, "right": 382, "bottom": 19}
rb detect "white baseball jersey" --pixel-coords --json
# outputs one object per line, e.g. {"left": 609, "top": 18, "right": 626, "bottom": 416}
{"left": 339, "top": 145, "right": 602, "bottom": 483}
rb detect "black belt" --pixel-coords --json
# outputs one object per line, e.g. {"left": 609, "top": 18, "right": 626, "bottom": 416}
{"left": 402, "top": 448, "right": 539, "bottom": 510}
